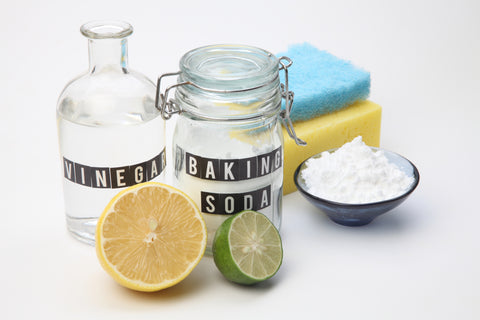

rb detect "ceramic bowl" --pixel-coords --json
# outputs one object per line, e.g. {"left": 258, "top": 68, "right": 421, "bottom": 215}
{"left": 294, "top": 147, "right": 420, "bottom": 226}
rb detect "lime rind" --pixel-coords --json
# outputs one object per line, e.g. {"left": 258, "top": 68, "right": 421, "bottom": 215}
{"left": 212, "top": 210, "right": 283, "bottom": 285}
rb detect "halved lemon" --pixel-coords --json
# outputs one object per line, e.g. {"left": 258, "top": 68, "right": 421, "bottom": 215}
{"left": 95, "top": 182, "right": 207, "bottom": 292}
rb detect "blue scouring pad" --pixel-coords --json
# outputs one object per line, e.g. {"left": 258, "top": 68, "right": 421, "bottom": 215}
{"left": 278, "top": 43, "right": 370, "bottom": 122}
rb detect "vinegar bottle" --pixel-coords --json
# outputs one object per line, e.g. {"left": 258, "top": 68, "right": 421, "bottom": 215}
{"left": 56, "top": 20, "right": 166, "bottom": 245}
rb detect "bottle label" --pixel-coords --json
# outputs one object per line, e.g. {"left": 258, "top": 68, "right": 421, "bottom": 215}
{"left": 62, "top": 148, "right": 166, "bottom": 189}
{"left": 201, "top": 185, "right": 271, "bottom": 214}
{"left": 184, "top": 146, "right": 282, "bottom": 181}
{"left": 176, "top": 146, "right": 282, "bottom": 215}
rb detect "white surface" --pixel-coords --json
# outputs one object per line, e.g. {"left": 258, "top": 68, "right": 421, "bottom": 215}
{"left": 3, "top": 0, "right": 480, "bottom": 319}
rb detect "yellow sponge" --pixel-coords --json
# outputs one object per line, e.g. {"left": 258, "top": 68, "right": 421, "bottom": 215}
{"left": 283, "top": 100, "right": 382, "bottom": 194}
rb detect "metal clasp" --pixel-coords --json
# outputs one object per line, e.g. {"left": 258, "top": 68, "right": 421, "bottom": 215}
{"left": 155, "top": 56, "right": 306, "bottom": 146}
{"left": 278, "top": 57, "right": 307, "bottom": 146}
{"left": 155, "top": 73, "right": 272, "bottom": 120}
{"left": 155, "top": 72, "right": 183, "bottom": 120}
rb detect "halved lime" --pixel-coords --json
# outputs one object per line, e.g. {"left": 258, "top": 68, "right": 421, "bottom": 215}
{"left": 212, "top": 210, "right": 283, "bottom": 285}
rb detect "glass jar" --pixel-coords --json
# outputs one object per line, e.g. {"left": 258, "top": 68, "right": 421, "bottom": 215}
{"left": 157, "top": 44, "right": 304, "bottom": 252}
{"left": 57, "top": 21, "right": 166, "bottom": 245}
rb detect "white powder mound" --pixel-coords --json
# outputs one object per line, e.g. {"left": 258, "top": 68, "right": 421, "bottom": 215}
{"left": 301, "top": 136, "right": 414, "bottom": 204}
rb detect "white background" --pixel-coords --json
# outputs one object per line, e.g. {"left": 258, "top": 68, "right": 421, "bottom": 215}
{"left": 3, "top": 0, "right": 480, "bottom": 319}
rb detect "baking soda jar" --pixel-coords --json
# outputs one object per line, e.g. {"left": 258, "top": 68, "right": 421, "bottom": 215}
{"left": 57, "top": 21, "right": 166, "bottom": 245}
{"left": 157, "top": 44, "right": 305, "bottom": 252}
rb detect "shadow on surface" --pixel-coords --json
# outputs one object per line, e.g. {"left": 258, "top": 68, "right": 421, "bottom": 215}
{"left": 310, "top": 205, "right": 418, "bottom": 235}
{"left": 117, "top": 256, "right": 215, "bottom": 302}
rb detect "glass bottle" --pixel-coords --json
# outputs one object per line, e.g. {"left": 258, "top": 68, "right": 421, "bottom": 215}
{"left": 158, "top": 44, "right": 304, "bottom": 252}
{"left": 57, "top": 20, "right": 166, "bottom": 245}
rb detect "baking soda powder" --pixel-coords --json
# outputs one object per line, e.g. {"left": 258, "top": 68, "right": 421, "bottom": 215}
{"left": 301, "top": 136, "right": 414, "bottom": 204}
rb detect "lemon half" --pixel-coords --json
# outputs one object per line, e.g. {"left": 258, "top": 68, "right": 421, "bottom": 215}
{"left": 95, "top": 182, "right": 207, "bottom": 292}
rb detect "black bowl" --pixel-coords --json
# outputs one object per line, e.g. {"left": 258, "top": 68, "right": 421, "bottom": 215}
{"left": 294, "top": 147, "right": 420, "bottom": 226}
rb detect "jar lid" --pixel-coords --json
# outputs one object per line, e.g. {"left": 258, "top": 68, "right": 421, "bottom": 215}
{"left": 175, "top": 44, "right": 282, "bottom": 120}
{"left": 179, "top": 44, "right": 279, "bottom": 91}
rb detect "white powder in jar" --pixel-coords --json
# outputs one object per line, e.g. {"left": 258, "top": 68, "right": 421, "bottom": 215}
{"left": 301, "top": 136, "right": 414, "bottom": 204}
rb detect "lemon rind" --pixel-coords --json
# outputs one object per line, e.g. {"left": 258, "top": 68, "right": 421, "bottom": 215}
{"left": 95, "top": 182, "right": 207, "bottom": 292}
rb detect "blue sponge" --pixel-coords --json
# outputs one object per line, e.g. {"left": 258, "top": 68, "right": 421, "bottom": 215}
{"left": 278, "top": 43, "right": 370, "bottom": 122}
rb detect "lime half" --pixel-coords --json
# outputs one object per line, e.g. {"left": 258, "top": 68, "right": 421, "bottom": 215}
{"left": 212, "top": 210, "right": 283, "bottom": 285}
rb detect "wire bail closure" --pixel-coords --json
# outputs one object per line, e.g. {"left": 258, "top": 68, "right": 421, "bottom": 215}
{"left": 278, "top": 57, "right": 307, "bottom": 146}
{"left": 155, "top": 71, "right": 182, "bottom": 120}
{"left": 155, "top": 56, "right": 306, "bottom": 146}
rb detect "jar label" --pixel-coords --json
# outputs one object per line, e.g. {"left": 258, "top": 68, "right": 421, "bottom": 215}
{"left": 201, "top": 185, "right": 271, "bottom": 214}
{"left": 62, "top": 148, "right": 166, "bottom": 189}
{"left": 184, "top": 147, "right": 282, "bottom": 181}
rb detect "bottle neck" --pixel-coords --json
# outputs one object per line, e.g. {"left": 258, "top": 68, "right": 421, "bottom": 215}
{"left": 88, "top": 38, "right": 128, "bottom": 73}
